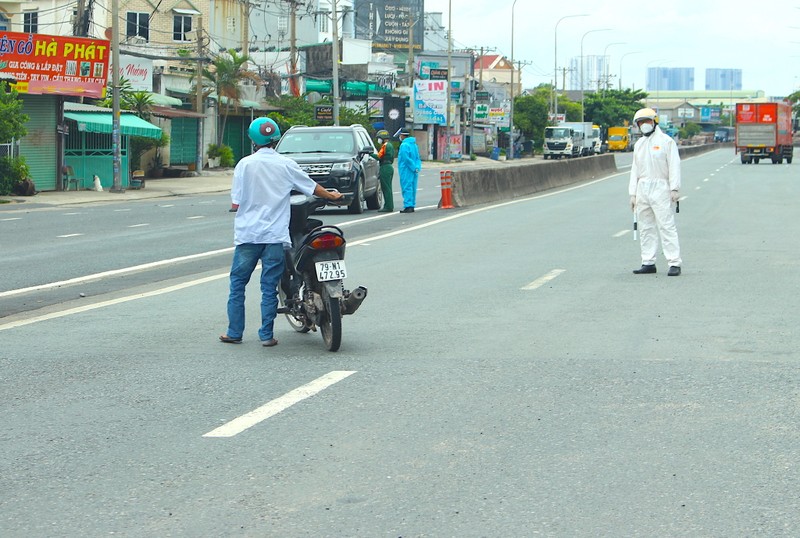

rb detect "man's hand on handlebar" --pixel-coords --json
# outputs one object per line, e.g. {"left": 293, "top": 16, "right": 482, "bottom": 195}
{"left": 313, "top": 184, "right": 346, "bottom": 204}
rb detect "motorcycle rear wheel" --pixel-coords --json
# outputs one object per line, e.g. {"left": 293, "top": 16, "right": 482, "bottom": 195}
{"left": 278, "top": 287, "right": 310, "bottom": 333}
{"left": 319, "top": 288, "right": 342, "bottom": 352}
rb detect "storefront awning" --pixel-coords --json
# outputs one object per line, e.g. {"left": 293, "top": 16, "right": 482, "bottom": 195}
{"left": 63, "top": 112, "right": 163, "bottom": 139}
{"left": 147, "top": 92, "right": 183, "bottom": 107}
{"left": 151, "top": 105, "right": 205, "bottom": 119}
{"left": 210, "top": 94, "right": 282, "bottom": 111}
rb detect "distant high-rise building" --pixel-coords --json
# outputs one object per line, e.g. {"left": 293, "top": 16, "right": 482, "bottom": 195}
{"left": 705, "top": 68, "right": 742, "bottom": 91}
{"left": 568, "top": 55, "right": 609, "bottom": 91}
{"left": 647, "top": 67, "right": 694, "bottom": 91}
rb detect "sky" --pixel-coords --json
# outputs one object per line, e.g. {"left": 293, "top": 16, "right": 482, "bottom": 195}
{"left": 422, "top": 0, "right": 800, "bottom": 98}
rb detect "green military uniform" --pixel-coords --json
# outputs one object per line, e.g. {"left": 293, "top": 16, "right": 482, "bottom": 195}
{"left": 373, "top": 130, "right": 395, "bottom": 212}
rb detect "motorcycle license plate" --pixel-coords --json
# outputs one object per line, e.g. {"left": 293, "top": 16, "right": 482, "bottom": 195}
{"left": 315, "top": 260, "right": 347, "bottom": 281}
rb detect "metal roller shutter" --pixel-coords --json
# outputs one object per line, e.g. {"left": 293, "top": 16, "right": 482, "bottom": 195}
{"left": 19, "top": 95, "right": 58, "bottom": 191}
{"left": 169, "top": 117, "right": 198, "bottom": 165}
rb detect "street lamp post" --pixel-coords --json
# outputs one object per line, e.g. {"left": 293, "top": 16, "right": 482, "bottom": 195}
{"left": 445, "top": 0, "right": 452, "bottom": 163}
{"left": 509, "top": 0, "right": 519, "bottom": 159}
{"left": 580, "top": 28, "right": 610, "bottom": 123}
{"left": 601, "top": 41, "right": 625, "bottom": 96}
{"left": 553, "top": 14, "right": 588, "bottom": 122}
{"left": 618, "top": 50, "right": 641, "bottom": 90}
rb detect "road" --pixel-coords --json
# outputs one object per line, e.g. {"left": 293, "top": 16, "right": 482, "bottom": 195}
{"left": 2, "top": 148, "right": 799, "bottom": 536}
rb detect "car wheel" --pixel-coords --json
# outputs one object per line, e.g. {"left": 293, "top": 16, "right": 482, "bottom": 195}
{"left": 348, "top": 177, "right": 365, "bottom": 214}
{"left": 366, "top": 176, "right": 383, "bottom": 210}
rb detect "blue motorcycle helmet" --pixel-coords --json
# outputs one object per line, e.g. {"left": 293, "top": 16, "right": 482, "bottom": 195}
{"left": 248, "top": 117, "right": 281, "bottom": 146}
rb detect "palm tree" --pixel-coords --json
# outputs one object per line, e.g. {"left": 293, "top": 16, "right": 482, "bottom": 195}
{"left": 197, "top": 49, "right": 261, "bottom": 145}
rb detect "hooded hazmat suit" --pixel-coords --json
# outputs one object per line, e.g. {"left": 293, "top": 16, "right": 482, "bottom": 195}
{"left": 398, "top": 134, "right": 422, "bottom": 210}
{"left": 628, "top": 124, "right": 682, "bottom": 269}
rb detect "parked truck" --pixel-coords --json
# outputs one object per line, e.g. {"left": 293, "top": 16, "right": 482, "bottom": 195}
{"left": 591, "top": 124, "right": 603, "bottom": 154}
{"left": 559, "top": 121, "right": 594, "bottom": 156}
{"left": 736, "top": 102, "right": 794, "bottom": 164}
{"left": 543, "top": 126, "right": 580, "bottom": 159}
{"left": 607, "top": 126, "right": 631, "bottom": 152}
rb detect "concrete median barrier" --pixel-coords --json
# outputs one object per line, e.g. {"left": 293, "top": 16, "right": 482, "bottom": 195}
{"left": 450, "top": 154, "right": 617, "bottom": 207}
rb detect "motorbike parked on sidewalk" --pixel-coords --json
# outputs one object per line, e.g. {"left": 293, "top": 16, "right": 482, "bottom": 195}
{"left": 278, "top": 192, "right": 368, "bottom": 351}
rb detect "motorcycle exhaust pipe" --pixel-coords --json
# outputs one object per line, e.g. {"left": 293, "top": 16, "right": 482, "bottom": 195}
{"left": 341, "top": 286, "right": 368, "bottom": 315}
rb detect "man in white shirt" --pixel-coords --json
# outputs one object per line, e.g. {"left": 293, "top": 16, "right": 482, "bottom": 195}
{"left": 629, "top": 107, "right": 682, "bottom": 277}
{"left": 220, "top": 117, "right": 343, "bottom": 347}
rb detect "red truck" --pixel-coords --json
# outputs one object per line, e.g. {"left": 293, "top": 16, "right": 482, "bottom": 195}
{"left": 735, "top": 102, "right": 794, "bottom": 164}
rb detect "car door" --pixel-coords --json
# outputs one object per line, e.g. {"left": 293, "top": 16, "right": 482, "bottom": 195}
{"left": 356, "top": 130, "right": 379, "bottom": 192}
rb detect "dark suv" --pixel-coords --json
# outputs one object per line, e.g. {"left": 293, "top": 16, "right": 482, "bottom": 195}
{"left": 275, "top": 125, "right": 382, "bottom": 214}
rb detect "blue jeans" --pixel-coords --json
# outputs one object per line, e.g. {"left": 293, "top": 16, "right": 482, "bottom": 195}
{"left": 225, "top": 243, "right": 285, "bottom": 341}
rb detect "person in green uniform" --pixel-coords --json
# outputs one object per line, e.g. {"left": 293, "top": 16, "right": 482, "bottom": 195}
{"left": 374, "top": 129, "right": 395, "bottom": 212}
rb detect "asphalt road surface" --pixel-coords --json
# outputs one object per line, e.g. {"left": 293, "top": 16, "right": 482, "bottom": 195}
{"left": 2, "top": 148, "right": 799, "bottom": 536}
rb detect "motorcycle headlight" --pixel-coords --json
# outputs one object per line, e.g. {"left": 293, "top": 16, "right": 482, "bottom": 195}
{"left": 331, "top": 162, "right": 351, "bottom": 172}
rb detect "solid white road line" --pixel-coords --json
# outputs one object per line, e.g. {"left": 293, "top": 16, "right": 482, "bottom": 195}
{"left": 128, "top": 223, "right": 149, "bottom": 228}
{"left": 0, "top": 247, "right": 233, "bottom": 299}
{"left": 1, "top": 217, "right": 22, "bottom": 221}
{"left": 186, "top": 216, "right": 205, "bottom": 220}
{"left": 613, "top": 230, "right": 629, "bottom": 238}
{"left": 57, "top": 233, "right": 83, "bottom": 238}
{"left": 0, "top": 274, "right": 228, "bottom": 331}
{"left": 3, "top": 171, "right": 620, "bottom": 324}
{"left": 521, "top": 269, "right": 566, "bottom": 291}
{"left": 203, "top": 371, "right": 357, "bottom": 438}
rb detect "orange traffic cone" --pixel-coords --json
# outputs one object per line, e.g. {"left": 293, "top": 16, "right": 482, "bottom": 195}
{"left": 439, "top": 169, "right": 454, "bottom": 209}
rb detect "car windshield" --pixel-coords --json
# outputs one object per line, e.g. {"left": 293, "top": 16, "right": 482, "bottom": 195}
{"left": 277, "top": 131, "right": 355, "bottom": 154}
{"left": 609, "top": 135, "right": 623, "bottom": 141}
{"left": 546, "top": 128, "right": 570, "bottom": 138}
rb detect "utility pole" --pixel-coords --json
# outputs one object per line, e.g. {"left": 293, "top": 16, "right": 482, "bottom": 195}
{"left": 110, "top": 0, "right": 122, "bottom": 192}
{"left": 331, "top": 0, "right": 341, "bottom": 125}
{"left": 195, "top": 16, "right": 204, "bottom": 173}
{"left": 445, "top": 1, "right": 451, "bottom": 163}
{"left": 288, "top": 0, "right": 301, "bottom": 97}
{"left": 73, "top": 0, "right": 86, "bottom": 36}
{"left": 479, "top": 46, "right": 484, "bottom": 88}
{"left": 407, "top": 16, "right": 417, "bottom": 85}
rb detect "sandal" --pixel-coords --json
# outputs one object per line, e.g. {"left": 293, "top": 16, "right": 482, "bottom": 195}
{"left": 219, "top": 335, "right": 242, "bottom": 344}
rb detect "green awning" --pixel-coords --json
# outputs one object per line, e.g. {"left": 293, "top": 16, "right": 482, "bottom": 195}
{"left": 147, "top": 92, "right": 183, "bottom": 106}
{"left": 64, "top": 112, "right": 163, "bottom": 139}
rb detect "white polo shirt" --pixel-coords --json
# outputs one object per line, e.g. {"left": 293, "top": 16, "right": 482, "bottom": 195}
{"left": 231, "top": 147, "right": 318, "bottom": 246}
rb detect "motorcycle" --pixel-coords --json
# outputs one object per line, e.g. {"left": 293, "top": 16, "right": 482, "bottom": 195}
{"left": 278, "top": 192, "right": 368, "bottom": 351}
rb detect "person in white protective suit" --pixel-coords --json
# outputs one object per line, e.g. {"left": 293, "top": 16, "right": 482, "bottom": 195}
{"left": 629, "top": 107, "right": 682, "bottom": 276}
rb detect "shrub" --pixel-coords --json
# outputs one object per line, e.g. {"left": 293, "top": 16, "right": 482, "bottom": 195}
{"left": 0, "top": 156, "right": 30, "bottom": 195}
{"left": 218, "top": 144, "right": 235, "bottom": 167}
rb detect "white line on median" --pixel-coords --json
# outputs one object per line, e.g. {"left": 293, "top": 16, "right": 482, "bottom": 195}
{"left": 521, "top": 269, "right": 566, "bottom": 291}
{"left": 203, "top": 371, "right": 357, "bottom": 438}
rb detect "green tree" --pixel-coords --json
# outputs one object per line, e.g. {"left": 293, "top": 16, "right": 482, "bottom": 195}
{"left": 512, "top": 86, "right": 550, "bottom": 148}
{"left": 679, "top": 122, "right": 701, "bottom": 140}
{"left": 787, "top": 90, "right": 800, "bottom": 118}
{"left": 0, "top": 82, "right": 30, "bottom": 195}
{"left": 583, "top": 88, "right": 648, "bottom": 128}
{"left": 0, "top": 82, "right": 28, "bottom": 143}
{"left": 264, "top": 94, "right": 373, "bottom": 136}
{"left": 198, "top": 49, "right": 262, "bottom": 145}
{"left": 93, "top": 83, "right": 167, "bottom": 174}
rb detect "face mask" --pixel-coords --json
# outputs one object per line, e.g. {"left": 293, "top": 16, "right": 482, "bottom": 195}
{"left": 377, "top": 138, "right": 383, "bottom": 144}
{"left": 639, "top": 123, "right": 654, "bottom": 135}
